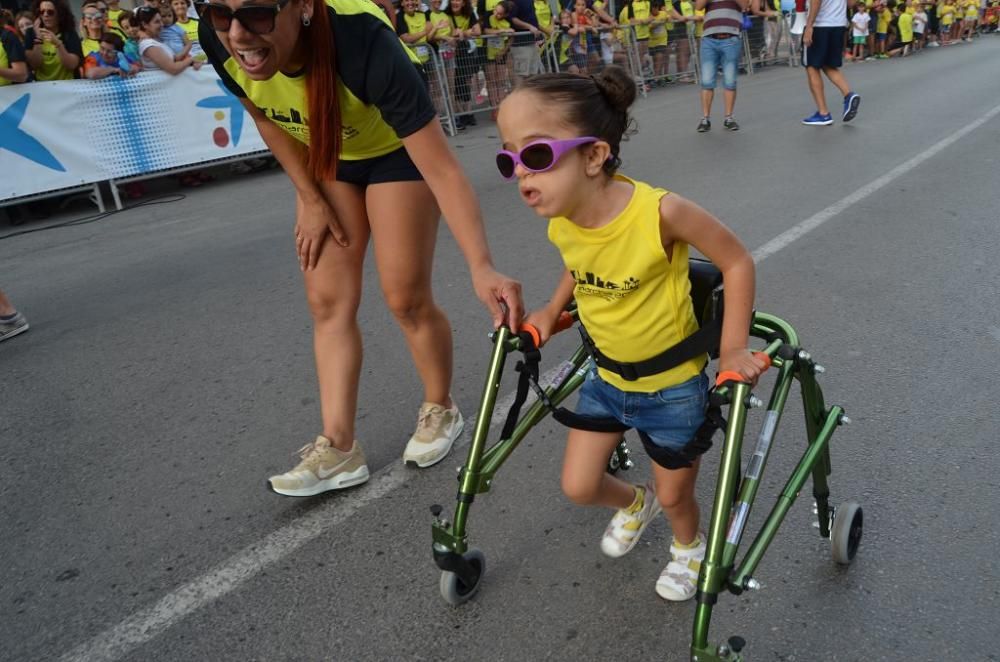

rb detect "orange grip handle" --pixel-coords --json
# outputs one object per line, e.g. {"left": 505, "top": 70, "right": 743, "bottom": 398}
{"left": 714, "top": 352, "right": 772, "bottom": 387}
{"left": 522, "top": 312, "right": 575, "bottom": 348}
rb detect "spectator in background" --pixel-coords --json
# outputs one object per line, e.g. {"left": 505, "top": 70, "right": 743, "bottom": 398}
{"left": 157, "top": 3, "right": 190, "bottom": 57}
{"left": 80, "top": 1, "right": 106, "bottom": 58}
{"left": 116, "top": 8, "right": 140, "bottom": 64}
{"left": 24, "top": 0, "right": 82, "bottom": 80}
{"left": 485, "top": 0, "right": 514, "bottom": 109}
{"left": 506, "top": 0, "right": 541, "bottom": 82}
{"left": 695, "top": 0, "right": 751, "bottom": 132}
{"left": 170, "top": 0, "right": 202, "bottom": 59}
{"left": 801, "top": 0, "right": 860, "bottom": 125}
{"left": 396, "top": 0, "right": 442, "bottom": 112}
{"left": 134, "top": 4, "right": 197, "bottom": 72}
{"left": 850, "top": 1, "right": 870, "bottom": 58}
{"left": 1, "top": 11, "right": 29, "bottom": 84}
{"left": 15, "top": 10, "right": 34, "bottom": 38}
{"left": 912, "top": 1, "right": 926, "bottom": 47}
{"left": 446, "top": 0, "right": 482, "bottom": 128}
{"left": 82, "top": 30, "right": 137, "bottom": 77}
{"left": 0, "top": 288, "right": 29, "bottom": 343}
{"left": 104, "top": 0, "right": 124, "bottom": 37}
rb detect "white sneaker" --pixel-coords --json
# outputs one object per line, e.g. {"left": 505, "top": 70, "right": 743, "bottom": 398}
{"left": 656, "top": 533, "right": 706, "bottom": 601}
{"left": 402, "top": 401, "right": 464, "bottom": 468}
{"left": 268, "top": 436, "right": 370, "bottom": 497}
{"left": 600, "top": 480, "right": 662, "bottom": 558}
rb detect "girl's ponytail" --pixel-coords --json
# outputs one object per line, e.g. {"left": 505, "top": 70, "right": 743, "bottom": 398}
{"left": 304, "top": 0, "right": 341, "bottom": 182}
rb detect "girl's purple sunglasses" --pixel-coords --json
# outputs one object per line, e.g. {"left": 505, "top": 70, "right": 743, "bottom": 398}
{"left": 495, "top": 137, "right": 599, "bottom": 180}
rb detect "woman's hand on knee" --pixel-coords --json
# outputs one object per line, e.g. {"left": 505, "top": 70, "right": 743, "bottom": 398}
{"left": 295, "top": 196, "right": 347, "bottom": 270}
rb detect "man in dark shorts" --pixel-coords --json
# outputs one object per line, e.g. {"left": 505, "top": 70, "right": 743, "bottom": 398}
{"left": 801, "top": 0, "right": 860, "bottom": 125}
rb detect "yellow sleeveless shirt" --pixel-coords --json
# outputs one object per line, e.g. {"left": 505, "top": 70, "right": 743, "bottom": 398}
{"left": 547, "top": 175, "right": 706, "bottom": 392}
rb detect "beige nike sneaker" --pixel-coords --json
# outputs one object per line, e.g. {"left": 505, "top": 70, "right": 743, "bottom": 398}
{"left": 268, "top": 436, "right": 370, "bottom": 497}
{"left": 402, "top": 401, "right": 464, "bottom": 468}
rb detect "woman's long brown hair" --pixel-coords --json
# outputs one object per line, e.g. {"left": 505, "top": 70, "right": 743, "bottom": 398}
{"left": 304, "top": 0, "right": 340, "bottom": 181}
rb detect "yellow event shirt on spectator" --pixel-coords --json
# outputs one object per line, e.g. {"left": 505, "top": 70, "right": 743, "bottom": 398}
{"left": 534, "top": 0, "right": 553, "bottom": 29}
{"left": 35, "top": 32, "right": 82, "bottom": 80}
{"left": 547, "top": 176, "right": 706, "bottom": 393}
{"left": 176, "top": 17, "right": 199, "bottom": 43}
{"left": 428, "top": 10, "right": 450, "bottom": 40}
{"left": 876, "top": 8, "right": 890, "bottom": 30}
{"left": 451, "top": 13, "right": 483, "bottom": 45}
{"left": 106, "top": 8, "right": 126, "bottom": 38}
{"left": 939, "top": 3, "right": 954, "bottom": 24}
{"left": 401, "top": 12, "right": 431, "bottom": 62}
{"left": 82, "top": 37, "right": 101, "bottom": 56}
{"left": 487, "top": 15, "right": 511, "bottom": 60}
{"left": 898, "top": 10, "right": 914, "bottom": 38}
{"left": 201, "top": 0, "right": 434, "bottom": 160}
{"left": 965, "top": 1, "right": 978, "bottom": 18}
{"left": 649, "top": 12, "right": 668, "bottom": 45}
{"left": 620, "top": 0, "right": 652, "bottom": 39}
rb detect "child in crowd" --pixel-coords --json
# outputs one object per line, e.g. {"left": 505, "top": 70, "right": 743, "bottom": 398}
{"left": 157, "top": 3, "right": 191, "bottom": 58}
{"left": 851, "top": 2, "right": 871, "bottom": 59}
{"left": 82, "top": 31, "right": 138, "bottom": 77}
{"left": 888, "top": 0, "right": 913, "bottom": 54}
{"left": 647, "top": 0, "right": 670, "bottom": 83}
{"left": 938, "top": 0, "right": 955, "bottom": 43}
{"left": 117, "top": 9, "right": 141, "bottom": 65}
{"left": 912, "top": 1, "right": 927, "bottom": 48}
{"left": 960, "top": 0, "right": 977, "bottom": 40}
{"left": 497, "top": 66, "right": 766, "bottom": 601}
{"left": 170, "top": 0, "right": 202, "bottom": 59}
{"left": 875, "top": 0, "right": 892, "bottom": 56}
{"left": 485, "top": 0, "right": 514, "bottom": 108}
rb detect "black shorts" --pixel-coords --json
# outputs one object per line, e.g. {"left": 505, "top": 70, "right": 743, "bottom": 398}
{"left": 803, "top": 25, "right": 846, "bottom": 68}
{"left": 337, "top": 147, "right": 423, "bottom": 186}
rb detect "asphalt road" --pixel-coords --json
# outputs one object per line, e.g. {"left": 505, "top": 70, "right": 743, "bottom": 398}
{"left": 2, "top": 37, "right": 999, "bottom": 662}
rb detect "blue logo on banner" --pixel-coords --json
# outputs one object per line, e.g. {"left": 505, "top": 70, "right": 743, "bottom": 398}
{"left": 196, "top": 80, "right": 246, "bottom": 147}
{"left": 0, "top": 93, "right": 66, "bottom": 172}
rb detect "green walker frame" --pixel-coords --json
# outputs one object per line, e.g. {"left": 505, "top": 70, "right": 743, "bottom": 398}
{"left": 430, "top": 308, "right": 862, "bottom": 661}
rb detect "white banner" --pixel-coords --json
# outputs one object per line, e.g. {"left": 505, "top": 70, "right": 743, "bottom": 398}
{"left": 0, "top": 70, "right": 267, "bottom": 201}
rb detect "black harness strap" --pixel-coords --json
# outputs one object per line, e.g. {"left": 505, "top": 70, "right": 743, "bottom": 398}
{"left": 578, "top": 316, "right": 722, "bottom": 382}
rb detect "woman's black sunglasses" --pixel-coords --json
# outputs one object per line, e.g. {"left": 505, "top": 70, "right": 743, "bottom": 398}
{"left": 196, "top": 0, "right": 291, "bottom": 35}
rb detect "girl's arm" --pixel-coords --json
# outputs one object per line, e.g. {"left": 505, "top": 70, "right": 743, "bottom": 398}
{"left": 143, "top": 42, "right": 193, "bottom": 73}
{"left": 524, "top": 269, "right": 576, "bottom": 345}
{"left": 659, "top": 194, "right": 766, "bottom": 381}
{"left": 401, "top": 120, "right": 524, "bottom": 329}
{"left": 238, "top": 98, "right": 348, "bottom": 269}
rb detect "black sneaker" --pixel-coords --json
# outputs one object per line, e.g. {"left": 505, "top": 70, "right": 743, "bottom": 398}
{"left": 723, "top": 116, "right": 739, "bottom": 131}
{"left": 465, "top": 114, "right": 478, "bottom": 127}
{"left": 697, "top": 118, "right": 711, "bottom": 133}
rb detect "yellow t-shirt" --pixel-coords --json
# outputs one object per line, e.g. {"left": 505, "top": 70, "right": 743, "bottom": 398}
{"left": 620, "top": 0, "right": 652, "bottom": 39}
{"left": 487, "top": 15, "right": 511, "bottom": 60}
{"left": 877, "top": 8, "right": 891, "bottom": 30}
{"left": 401, "top": 12, "right": 431, "bottom": 62}
{"left": 176, "top": 17, "right": 200, "bottom": 44}
{"left": 451, "top": 13, "right": 483, "bottom": 46}
{"left": 940, "top": 3, "right": 955, "bottom": 24}
{"left": 964, "top": 1, "right": 978, "bottom": 18}
{"left": 898, "top": 10, "right": 914, "bottom": 38}
{"left": 35, "top": 35, "right": 77, "bottom": 80}
{"left": 0, "top": 36, "right": 13, "bottom": 87}
{"left": 205, "top": 0, "right": 433, "bottom": 161}
{"left": 534, "top": 0, "right": 553, "bottom": 28}
{"left": 429, "top": 10, "right": 451, "bottom": 40}
{"left": 81, "top": 37, "right": 102, "bottom": 56}
{"left": 547, "top": 176, "right": 706, "bottom": 392}
{"left": 649, "top": 12, "right": 669, "bottom": 46}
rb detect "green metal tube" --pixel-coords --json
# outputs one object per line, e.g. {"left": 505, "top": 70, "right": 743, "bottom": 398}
{"left": 728, "top": 406, "right": 843, "bottom": 587}
{"left": 720, "top": 359, "right": 796, "bottom": 570}
{"left": 452, "top": 327, "right": 511, "bottom": 542}
{"left": 692, "top": 382, "right": 751, "bottom": 652}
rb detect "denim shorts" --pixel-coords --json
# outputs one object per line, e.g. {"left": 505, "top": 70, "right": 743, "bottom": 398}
{"left": 576, "top": 369, "right": 710, "bottom": 457}
{"left": 699, "top": 35, "right": 741, "bottom": 91}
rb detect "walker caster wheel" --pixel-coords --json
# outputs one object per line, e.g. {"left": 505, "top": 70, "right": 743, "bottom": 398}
{"left": 606, "top": 441, "right": 631, "bottom": 475}
{"left": 440, "top": 549, "right": 486, "bottom": 605}
{"left": 830, "top": 501, "right": 863, "bottom": 565}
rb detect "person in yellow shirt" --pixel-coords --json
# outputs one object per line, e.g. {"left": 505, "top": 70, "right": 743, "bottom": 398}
{"left": 24, "top": 0, "right": 83, "bottom": 80}
{"left": 447, "top": 0, "right": 483, "bottom": 128}
{"left": 619, "top": 0, "right": 652, "bottom": 73}
{"left": 874, "top": 0, "right": 891, "bottom": 55}
{"left": 170, "top": 0, "right": 203, "bottom": 60}
{"left": 938, "top": 0, "right": 955, "bottom": 43}
{"left": 485, "top": 0, "right": 515, "bottom": 105}
{"left": 80, "top": 2, "right": 106, "bottom": 59}
{"left": 648, "top": 0, "right": 670, "bottom": 82}
{"left": 888, "top": 1, "right": 913, "bottom": 53}
{"left": 497, "top": 66, "right": 766, "bottom": 602}
{"left": 961, "top": 0, "right": 978, "bottom": 40}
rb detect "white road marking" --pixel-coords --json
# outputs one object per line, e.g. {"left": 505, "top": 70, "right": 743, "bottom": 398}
{"left": 59, "top": 101, "right": 1000, "bottom": 662}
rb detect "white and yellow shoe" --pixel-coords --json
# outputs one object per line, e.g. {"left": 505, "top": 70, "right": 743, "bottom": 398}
{"left": 402, "top": 401, "right": 464, "bottom": 468}
{"left": 268, "top": 436, "right": 370, "bottom": 497}
{"left": 655, "top": 533, "right": 706, "bottom": 601}
{"left": 600, "top": 480, "right": 662, "bottom": 558}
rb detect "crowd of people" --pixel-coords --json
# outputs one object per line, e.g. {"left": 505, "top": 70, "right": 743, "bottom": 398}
{"left": 0, "top": 0, "right": 206, "bottom": 84}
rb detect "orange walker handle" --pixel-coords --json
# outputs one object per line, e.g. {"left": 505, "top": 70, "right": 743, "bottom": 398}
{"left": 714, "top": 352, "right": 773, "bottom": 387}
{"left": 522, "top": 312, "right": 575, "bottom": 349}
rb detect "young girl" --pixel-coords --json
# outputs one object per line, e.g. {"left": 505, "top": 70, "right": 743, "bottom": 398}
{"left": 485, "top": 0, "right": 515, "bottom": 105}
{"left": 496, "top": 66, "right": 766, "bottom": 600}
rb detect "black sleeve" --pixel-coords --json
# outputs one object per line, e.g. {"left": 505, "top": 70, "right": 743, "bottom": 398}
{"left": 1, "top": 30, "right": 25, "bottom": 63}
{"left": 198, "top": 18, "right": 247, "bottom": 98}
{"left": 478, "top": 0, "right": 489, "bottom": 27}
{"left": 334, "top": 10, "right": 437, "bottom": 140}
{"left": 395, "top": 9, "right": 409, "bottom": 33}
{"left": 61, "top": 30, "right": 83, "bottom": 59}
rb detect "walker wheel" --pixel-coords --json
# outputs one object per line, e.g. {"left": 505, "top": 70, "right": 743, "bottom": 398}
{"left": 830, "top": 502, "right": 863, "bottom": 565}
{"left": 439, "top": 549, "right": 486, "bottom": 605}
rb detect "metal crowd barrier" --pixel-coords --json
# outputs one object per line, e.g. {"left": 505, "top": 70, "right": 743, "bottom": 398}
{"left": 743, "top": 13, "right": 796, "bottom": 69}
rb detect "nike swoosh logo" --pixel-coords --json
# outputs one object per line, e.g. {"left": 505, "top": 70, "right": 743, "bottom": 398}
{"left": 317, "top": 459, "right": 350, "bottom": 479}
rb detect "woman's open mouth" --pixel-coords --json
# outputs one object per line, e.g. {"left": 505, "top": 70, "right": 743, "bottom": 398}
{"left": 235, "top": 47, "right": 270, "bottom": 74}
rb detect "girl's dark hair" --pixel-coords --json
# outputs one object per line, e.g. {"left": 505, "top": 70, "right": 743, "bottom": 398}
{"left": 303, "top": 0, "right": 341, "bottom": 181}
{"left": 518, "top": 66, "right": 637, "bottom": 175}
{"left": 100, "top": 31, "right": 123, "bottom": 49}
{"left": 134, "top": 4, "right": 159, "bottom": 28}
{"left": 446, "top": 0, "right": 474, "bottom": 19}
{"left": 32, "top": 0, "right": 75, "bottom": 35}
{"left": 496, "top": 0, "right": 514, "bottom": 15}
